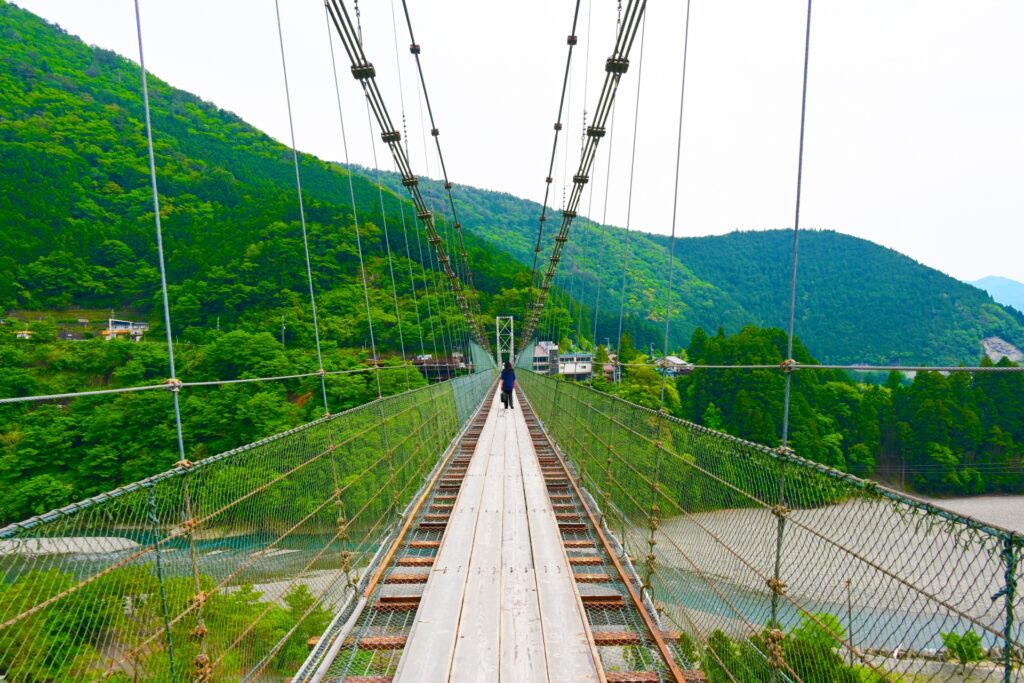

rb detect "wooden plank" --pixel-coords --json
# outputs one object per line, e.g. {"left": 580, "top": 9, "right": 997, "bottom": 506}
{"left": 499, "top": 402, "right": 547, "bottom": 683}
{"left": 517, "top": 411, "right": 602, "bottom": 683}
{"left": 393, "top": 391, "right": 501, "bottom": 682}
{"left": 449, "top": 396, "right": 507, "bottom": 681}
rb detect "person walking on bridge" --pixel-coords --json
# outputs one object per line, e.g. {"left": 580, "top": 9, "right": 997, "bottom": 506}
{"left": 500, "top": 361, "right": 516, "bottom": 410}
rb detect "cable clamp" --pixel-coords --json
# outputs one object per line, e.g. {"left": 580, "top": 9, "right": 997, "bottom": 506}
{"left": 573, "top": 174, "right": 589, "bottom": 185}
{"left": 775, "top": 445, "right": 795, "bottom": 458}
{"left": 562, "top": 209, "right": 577, "bottom": 218}
{"left": 606, "top": 57, "right": 630, "bottom": 73}
{"left": 416, "top": 210, "right": 433, "bottom": 221}
{"left": 409, "top": 43, "right": 421, "bottom": 54}
{"left": 770, "top": 504, "right": 790, "bottom": 518}
{"left": 401, "top": 175, "right": 419, "bottom": 187}
{"left": 350, "top": 62, "right": 376, "bottom": 80}
{"left": 190, "top": 624, "right": 208, "bottom": 640}
{"left": 164, "top": 378, "right": 184, "bottom": 392}
{"left": 431, "top": 127, "right": 440, "bottom": 137}
{"left": 176, "top": 459, "right": 194, "bottom": 469}
{"left": 587, "top": 125, "right": 606, "bottom": 138}
{"left": 567, "top": 34, "right": 578, "bottom": 45}
{"left": 766, "top": 577, "right": 787, "bottom": 595}
{"left": 779, "top": 358, "right": 798, "bottom": 373}
{"left": 381, "top": 130, "right": 401, "bottom": 143}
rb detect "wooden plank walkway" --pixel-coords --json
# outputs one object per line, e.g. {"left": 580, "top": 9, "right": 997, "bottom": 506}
{"left": 393, "top": 389, "right": 601, "bottom": 683}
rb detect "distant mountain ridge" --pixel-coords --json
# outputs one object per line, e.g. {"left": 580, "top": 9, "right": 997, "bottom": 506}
{"left": 971, "top": 276, "right": 1024, "bottom": 314}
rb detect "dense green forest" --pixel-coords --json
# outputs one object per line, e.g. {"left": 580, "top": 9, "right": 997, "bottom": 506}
{"left": 1, "top": 0, "right": 1021, "bottom": 528}
{"left": 0, "top": 0, "right": 541, "bottom": 351}
{"left": 591, "top": 326, "right": 1024, "bottom": 497}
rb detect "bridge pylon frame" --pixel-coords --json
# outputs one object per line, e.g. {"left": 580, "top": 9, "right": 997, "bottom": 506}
{"left": 495, "top": 316, "right": 514, "bottom": 367}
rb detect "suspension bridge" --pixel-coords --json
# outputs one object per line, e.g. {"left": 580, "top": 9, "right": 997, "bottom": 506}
{"left": 0, "top": 0, "right": 1022, "bottom": 681}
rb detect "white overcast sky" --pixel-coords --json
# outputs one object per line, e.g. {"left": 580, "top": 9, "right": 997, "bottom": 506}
{"left": 13, "top": 0, "right": 1024, "bottom": 283}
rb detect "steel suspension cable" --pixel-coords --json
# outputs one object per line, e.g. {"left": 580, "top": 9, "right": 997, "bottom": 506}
{"left": 592, "top": 1, "right": 624, "bottom": 350}
{"left": 274, "top": 0, "right": 329, "bottom": 414}
{"left": 410, "top": 75, "right": 451, "bottom": 364}
{"left": 659, "top": 0, "right": 693, "bottom": 407}
{"left": 782, "top": 0, "right": 814, "bottom": 448}
{"left": 364, "top": 99, "right": 411, "bottom": 389}
{"left": 323, "top": 5, "right": 383, "bottom": 398}
{"left": 410, "top": 205, "right": 445, "bottom": 362}
{"left": 132, "top": 3, "right": 179, "bottom": 677}
{"left": 398, "top": 0, "right": 479, "bottom": 307}
{"left": 614, "top": 12, "right": 647, "bottom": 368}
{"left": 574, "top": 0, "right": 596, "bottom": 346}
{"left": 528, "top": 0, "right": 584, "bottom": 324}
{"left": 521, "top": 0, "right": 648, "bottom": 348}
{"left": 388, "top": 0, "right": 426, "bottom": 358}
{"left": 592, "top": 101, "right": 618, "bottom": 348}
{"left": 409, "top": 44, "right": 465, "bottom": 361}
{"left": 324, "top": 0, "right": 487, "bottom": 348}
{"left": 770, "top": 3, "right": 813, "bottom": 674}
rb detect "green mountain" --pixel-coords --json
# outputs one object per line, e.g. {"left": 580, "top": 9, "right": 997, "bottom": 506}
{"left": 3, "top": 0, "right": 1021, "bottom": 368}
{"left": 386, "top": 173, "right": 1024, "bottom": 365}
{"left": 0, "top": 0, "right": 531, "bottom": 354}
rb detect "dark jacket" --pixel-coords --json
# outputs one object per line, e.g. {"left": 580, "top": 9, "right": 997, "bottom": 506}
{"left": 500, "top": 368, "right": 516, "bottom": 392}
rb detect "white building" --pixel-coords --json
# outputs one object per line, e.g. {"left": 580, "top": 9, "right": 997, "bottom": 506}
{"left": 103, "top": 319, "right": 149, "bottom": 342}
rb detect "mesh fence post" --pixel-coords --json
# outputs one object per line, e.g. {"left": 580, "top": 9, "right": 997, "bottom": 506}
{"left": 768, "top": 453, "right": 789, "bottom": 680}
{"left": 644, "top": 411, "right": 666, "bottom": 605}
{"left": 146, "top": 483, "right": 177, "bottom": 681}
{"left": 180, "top": 474, "right": 210, "bottom": 682}
{"left": 1002, "top": 536, "right": 1018, "bottom": 682}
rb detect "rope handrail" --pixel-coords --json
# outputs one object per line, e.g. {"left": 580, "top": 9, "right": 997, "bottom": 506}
{"left": 0, "top": 364, "right": 431, "bottom": 405}
{"left": 520, "top": 370, "right": 1024, "bottom": 543}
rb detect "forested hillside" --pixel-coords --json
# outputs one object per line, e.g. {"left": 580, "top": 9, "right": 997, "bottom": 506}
{"left": 2, "top": 0, "right": 1022, "bottom": 523}
{"left": 381, "top": 179, "right": 1024, "bottom": 365}
{"left": 0, "top": 1, "right": 536, "bottom": 351}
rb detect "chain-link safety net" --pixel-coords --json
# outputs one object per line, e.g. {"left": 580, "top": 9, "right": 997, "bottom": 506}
{"left": 0, "top": 369, "right": 495, "bottom": 682}
{"left": 519, "top": 370, "right": 1023, "bottom": 682}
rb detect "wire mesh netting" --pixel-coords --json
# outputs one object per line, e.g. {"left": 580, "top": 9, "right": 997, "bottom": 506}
{"left": 0, "top": 369, "right": 495, "bottom": 682}
{"left": 519, "top": 370, "right": 1023, "bottom": 682}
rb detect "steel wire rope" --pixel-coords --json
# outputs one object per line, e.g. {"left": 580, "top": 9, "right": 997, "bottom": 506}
{"left": 614, "top": 11, "right": 647, "bottom": 376}
{"left": 324, "top": 0, "right": 487, "bottom": 347}
{"left": 388, "top": 0, "right": 427, "bottom": 358}
{"left": 522, "top": 0, "right": 648, "bottom": 347}
{"left": 323, "top": 4, "right": 384, "bottom": 399}
{"left": 363, "top": 98, "right": 412, "bottom": 390}
{"left": 771, "top": 3, "right": 813, "bottom": 665}
{"left": 275, "top": 0, "right": 330, "bottom": 414}
{"left": 527, "top": 0, "right": 584, "bottom": 330}
{"left": 412, "top": 58, "right": 460, "bottom": 363}
{"left": 658, "top": 0, "right": 691, "bottom": 408}
{"left": 592, "top": 0, "right": 623, "bottom": 352}
{"left": 131, "top": 4, "right": 181, "bottom": 676}
{"left": 432, "top": 189, "right": 471, "bottom": 358}
{"left": 399, "top": 0, "right": 479, "bottom": 306}
{"left": 573, "top": 0, "right": 596, "bottom": 347}
{"left": 404, "top": 88, "right": 450, "bottom": 364}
